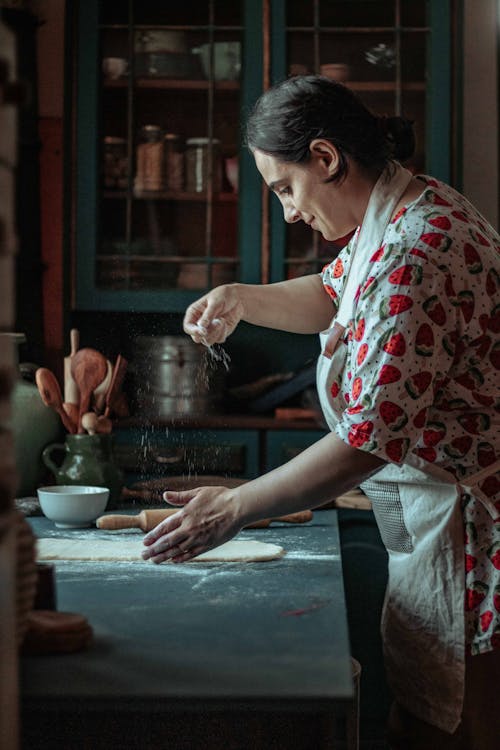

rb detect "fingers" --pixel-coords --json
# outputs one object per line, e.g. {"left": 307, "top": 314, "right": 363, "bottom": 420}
{"left": 142, "top": 512, "right": 183, "bottom": 547}
{"left": 142, "top": 523, "right": 205, "bottom": 564}
{"left": 163, "top": 489, "right": 194, "bottom": 506}
{"left": 185, "top": 317, "right": 227, "bottom": 346}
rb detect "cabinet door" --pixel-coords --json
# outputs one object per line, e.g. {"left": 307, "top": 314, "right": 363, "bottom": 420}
{"left": 265, "top": 429, "right": 327, "bottom": 472}
{"left": 268, "top": 0, "right": 453, "bottom": 282}
{"left": 74, "top": 0, "right": 262, "bottom": 312}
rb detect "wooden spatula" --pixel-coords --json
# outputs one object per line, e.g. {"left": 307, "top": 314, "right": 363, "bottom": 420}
{"left": 36, "top": 368, "right": 77, "bottom": 433}
{"left": 70, "top": 348, "right": 108, "bottom": 433}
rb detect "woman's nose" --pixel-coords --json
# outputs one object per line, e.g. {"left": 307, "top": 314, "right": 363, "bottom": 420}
{"left": 284, "top": 204, "right": 300, "bottom": 224}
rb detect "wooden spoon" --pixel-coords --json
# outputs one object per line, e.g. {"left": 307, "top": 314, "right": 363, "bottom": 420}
{"left": 70, "top": 348, "right": 108, "bottom": 433}
{"left": 93, "top": 359, "right": 113, "bottom": 414}
{"left": 35, "top": 368, "right": 77, "bottom": 434}
{"left": 63, "top": 328, "right": 80, "bottom": 404}
{"left": 103, "top": 354, "right": 128, "bottom": 418}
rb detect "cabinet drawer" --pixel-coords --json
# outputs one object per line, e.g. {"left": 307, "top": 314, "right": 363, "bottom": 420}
{"left": 114, "top": 427, "right": 260, "bottom": 483}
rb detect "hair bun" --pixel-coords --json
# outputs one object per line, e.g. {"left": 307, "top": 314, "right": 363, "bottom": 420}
{"left": 379, "top": 115, "right": 415, "bottom": 161}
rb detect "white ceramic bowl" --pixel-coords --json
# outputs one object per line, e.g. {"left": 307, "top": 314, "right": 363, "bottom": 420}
{"left": 37, "top": 486, "right": 109, "bottom": 529}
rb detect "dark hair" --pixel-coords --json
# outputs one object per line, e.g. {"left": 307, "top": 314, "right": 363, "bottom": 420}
{"left": 246, "top": 75, "right": 415, "bottom": 182}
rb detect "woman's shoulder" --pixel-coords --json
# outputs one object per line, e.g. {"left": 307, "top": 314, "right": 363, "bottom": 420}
{"left": 383, "top": 175, "right": 500, "bottom": 269}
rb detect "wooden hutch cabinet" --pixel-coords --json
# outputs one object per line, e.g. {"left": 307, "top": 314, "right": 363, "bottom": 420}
{"left": 69, "top": 0, "right": 456, "bottom": 484}
{"left": 72, "top": 0, "right": 455, "bottom": 313}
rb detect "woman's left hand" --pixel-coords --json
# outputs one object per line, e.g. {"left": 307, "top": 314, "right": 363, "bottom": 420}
{"left": 141, "top": 486, "right": 243, "bottom": 563}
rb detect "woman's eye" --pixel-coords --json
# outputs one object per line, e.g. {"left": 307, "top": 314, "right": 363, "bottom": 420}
{"left": 278, "top": 186, "right": 290, "bottom": 196}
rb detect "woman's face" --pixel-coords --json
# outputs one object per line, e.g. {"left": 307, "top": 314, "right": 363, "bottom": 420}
{"left": 253, "top": 144, "right": 360, "bottom": 242}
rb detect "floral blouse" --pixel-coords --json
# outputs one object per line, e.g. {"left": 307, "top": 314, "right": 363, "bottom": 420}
{"left": 321, "top": 175, "right": 500, "bottom": 654}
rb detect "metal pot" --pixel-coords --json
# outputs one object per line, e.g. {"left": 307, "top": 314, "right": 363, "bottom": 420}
{"left": 130, "top": 335, "right": 227, "bottom": 417}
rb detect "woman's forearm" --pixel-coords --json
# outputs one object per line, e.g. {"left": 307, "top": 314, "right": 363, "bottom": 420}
{"left": 235, "top": 275, "right": 335, "bottom": 334}
{"left": 234, "top": 433, "right": 385, "bottom": 523}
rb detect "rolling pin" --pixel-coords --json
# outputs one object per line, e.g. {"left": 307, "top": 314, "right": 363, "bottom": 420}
{"left": 96, "top": 509, "right": 313, "bottom": 532}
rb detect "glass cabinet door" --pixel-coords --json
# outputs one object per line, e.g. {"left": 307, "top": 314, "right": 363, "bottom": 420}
{"left": 268, "top": 0, "right": 452, "bottom": 283}
{"left": 74, "top": 0, "right": 262, "bottom": 311}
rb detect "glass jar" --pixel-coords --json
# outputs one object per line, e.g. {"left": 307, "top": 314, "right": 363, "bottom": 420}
{"left": 103, "top": 136, "right": 128, "bottom": 189}
{"left": 185, "top": 137, "right": 222, "bottom": 193}
{"left": 134, "top": 124, "right": 164, "bottom": 193}
{"left": 163, "top": 133, "right": 184, "bottom": 191}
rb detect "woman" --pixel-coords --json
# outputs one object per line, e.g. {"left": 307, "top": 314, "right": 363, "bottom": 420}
{"left": 142, "top": 76, "right": 500, "bottom": 748}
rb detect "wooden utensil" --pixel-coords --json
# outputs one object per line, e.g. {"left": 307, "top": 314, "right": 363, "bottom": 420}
{"left": 63, "top": 329, "right": 80, "bottom": 405}
{"left": 81, "top": 412, "right": 99, "bottom": 435}
{"left": 96, "top": 508, "right": 313, "bottom": 532}
{"left": 63, "top": 402, "right": 79, "bottom": 428}
{"left": 70, "top": 348, "right": 108, "bottom": 433}
{"left": 103, "top": 354, "right": 128, "bottom": 418}
{"left": 93, "top": 359, "right": 113, "bottom": 414}
{"left": 35, "top": 368, "right": 77, "bottom": 434}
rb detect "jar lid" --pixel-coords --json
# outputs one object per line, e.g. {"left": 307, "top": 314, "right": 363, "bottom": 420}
{"left": 104, "top": 136, "right": 126, "bottom": 144}
{"left": 164, "top": 133, "right": 180, "bottom": 141}
{"left": 140, "top": 125, "right": 163, "bottom": 140}
{"left": 186, "top": 137, "right": 220, "bottom": 146}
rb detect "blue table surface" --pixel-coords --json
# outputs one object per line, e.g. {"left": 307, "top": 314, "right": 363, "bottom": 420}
{"left": 23, "top": 510, "right": 353, "bottom": 713}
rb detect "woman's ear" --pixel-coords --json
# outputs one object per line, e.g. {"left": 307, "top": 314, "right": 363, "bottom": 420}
{"left": 309, "top": 139, "right": 339, "bottom": 178}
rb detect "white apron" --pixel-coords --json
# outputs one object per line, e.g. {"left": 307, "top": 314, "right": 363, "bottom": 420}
{"left": 316, "top": 163, "right": 500, "bottom": 732}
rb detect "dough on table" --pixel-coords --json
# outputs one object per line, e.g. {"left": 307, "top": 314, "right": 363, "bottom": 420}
{"left": 36, "top": 537, "right": 285, "bottom": 563}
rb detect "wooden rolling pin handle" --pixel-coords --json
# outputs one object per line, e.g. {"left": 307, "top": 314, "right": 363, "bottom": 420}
{"left": 97, "top": 508, "right": 313, "bottom": 533}
{"left": 245, "top": 510, "right": 313, "bottom": 528}
{"left": 96, "top": 508, "right": 180, "bottom": 532}
{"left": 278, "top": 510, "right": 313, "bottom": 524}
{"left": 96, "top": 514, "right": 142, "bottom": 531}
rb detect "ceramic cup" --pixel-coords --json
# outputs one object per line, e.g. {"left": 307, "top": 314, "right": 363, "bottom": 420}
{"left": 102, "top": 57, "right": 128, "bottom": 80}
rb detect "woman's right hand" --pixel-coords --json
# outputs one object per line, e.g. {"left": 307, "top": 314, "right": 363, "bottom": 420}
{"left": 183, "top": 284, "right": 245, "bottom": 345}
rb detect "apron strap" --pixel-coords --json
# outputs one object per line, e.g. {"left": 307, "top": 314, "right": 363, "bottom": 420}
{"left": 335, "top": 162, "right": 413, "bottom": 328}
{"left": 459, "top": 459, "right": 500, "bottom": 520}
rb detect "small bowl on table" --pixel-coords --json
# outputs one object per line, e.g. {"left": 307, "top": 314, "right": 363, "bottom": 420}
{"left": 37, "top": 486, "right": 109, "bottom": 529}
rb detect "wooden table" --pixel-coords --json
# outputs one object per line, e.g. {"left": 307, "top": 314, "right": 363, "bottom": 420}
{"left": 22, "top": 510, "right": 353, "bottom": 749}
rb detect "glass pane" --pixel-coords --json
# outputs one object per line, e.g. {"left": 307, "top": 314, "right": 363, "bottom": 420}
{"left": 401, "top": 31, "right": 427, "bottom": 82}
{"left": 401, "top": 90, "right": 427, "bottom": 174}
{"left": 134, "top": 0, "right": 209, "bottom": 27}
{"left": 100, "top": 0, "right": 129, "bottom": 26}
{"left": 346, "top": 32, "right": 396, "bottom": 82}
{"left": 96, "top": 2, "right": 242, "bottom": 294}
{"left": 280, "top": 0, "right": 431, "bottom": 279}
{"left": 214, "top": 0, "right": 242, "bottom": 27}
{"left": 287, "top": 0, "right": 315, "bottom": 28}
{"left": 401, "top": 0, "right": 429, "bottom": 27}
{"left": 287, "top": 31, "right": 316, "bottom": 76}
{"left": 319, "top": 1, "right": 395, "bottom": 28}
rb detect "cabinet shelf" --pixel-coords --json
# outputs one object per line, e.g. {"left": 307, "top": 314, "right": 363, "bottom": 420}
{"left": 97, "top": 255, "right": 235, "bottom": 263}
{"left": 340, "top": 81, "right": 425, "bottom": 92}
{"left": 104, "top": 77, "right": 240, "bottom": 91}
{"left": 102, "top": 77, "right": 423, "bottom": 94}
{"left": 103, "top": 190, "right": 238, "bottom": 202}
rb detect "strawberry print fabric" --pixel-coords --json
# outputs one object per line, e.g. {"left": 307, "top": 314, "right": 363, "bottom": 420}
{"left": 321, "top": 176, "right": 500, "bottom": 654}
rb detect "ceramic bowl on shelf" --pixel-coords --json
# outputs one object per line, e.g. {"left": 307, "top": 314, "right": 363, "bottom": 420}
{"left": 320, "top": 63, "right": 350, "bottom": 82}
{"left": 37, "top": 486, "right": 109, "bottom": 529}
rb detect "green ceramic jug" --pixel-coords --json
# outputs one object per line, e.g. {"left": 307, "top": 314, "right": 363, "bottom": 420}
{"left": 42, "top": 434, "right": 124, "bottom": 510}
{"left": 4, "top": 332, "right": 62, "bottom": 497}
